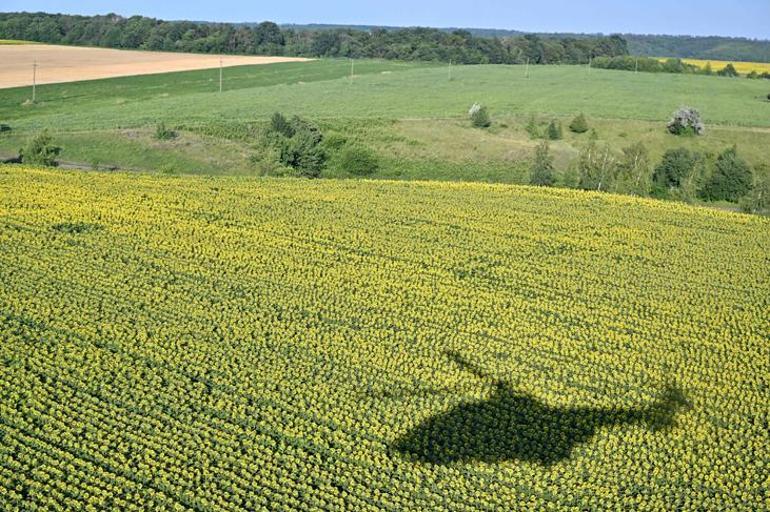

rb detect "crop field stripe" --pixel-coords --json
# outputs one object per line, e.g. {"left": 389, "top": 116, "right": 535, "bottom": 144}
{"left": 1, "top": 167, "right": 768, "bottom": 509}
{"left": 0, "top": 210, "right": 730, "bottom": 404}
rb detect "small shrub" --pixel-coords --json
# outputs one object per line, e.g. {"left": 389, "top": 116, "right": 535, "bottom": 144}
{"left": 700, "top": 146, "right": 752, "bottom": 202}
{"left": 529, "top": 141, "right": 555, "bottom": 186}
{"left": 568, "top": 114, "right": 589, "bottom": 134}
{"left": 525, "top": 115, "right": 540, "bottom": 139}
{"left": 746, "top": 71, "right": 759, "bottom": 80}
{"left": 546, "top": 120, "right": 563, "bottom": 140}
{"left": 667, "top": 107, "right": 705, "bottom": 136}
{"left": 717, "top": 63, "right": 739, "bottom": 77}
{"left": 338, "top": 145, "right": 379, "bottom": 176}
{"left": 469, "top": 103, "right": 491, "bottom": 128}
{"left": 154, "top": 122, "right": 176, "bottom": 141}
{"left": 20, "top": 130, "right": 61, "bottom": 166}
{"left": 0, "top": 124, "right": 10, "bottom": 134}
{"left": 766, "top": 93, "right": 770, "bottom": 101}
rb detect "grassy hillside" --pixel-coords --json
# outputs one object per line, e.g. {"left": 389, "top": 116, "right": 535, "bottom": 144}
{"left": 1, "top": 166, "right": 768, "bottom": 510}
{"left": 1, "top": 59, "right": 769, "bottom": 181}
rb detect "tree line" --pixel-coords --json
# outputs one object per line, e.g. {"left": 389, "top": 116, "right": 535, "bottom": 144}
{"left": 0, "top": 12, "right": 628, "bottom": 64}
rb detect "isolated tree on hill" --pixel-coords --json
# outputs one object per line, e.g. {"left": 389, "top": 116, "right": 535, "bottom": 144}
{"left": 701, "top": 146, "right": 752, "bottom": 202}
{"left": 529, "top": 141, "right": 555, "bottom": 186}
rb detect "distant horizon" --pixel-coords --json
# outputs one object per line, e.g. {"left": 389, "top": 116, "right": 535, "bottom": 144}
{"left": 2, "top": 0, "right": 768, "bottom": 40}
{"left": 3, "top": 11, "right": 770, "bottom": 43}
{"left": 274, "top": 22, "right": 770, "bottom": 43}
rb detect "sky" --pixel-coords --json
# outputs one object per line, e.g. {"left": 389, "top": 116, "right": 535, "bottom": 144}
{"left": 3, "top": 1, "right": 769, "bottom": 40}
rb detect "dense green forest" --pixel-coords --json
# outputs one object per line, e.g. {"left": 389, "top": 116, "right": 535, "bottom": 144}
{"left": 625, "top": 34, "right": 770, "bottom": 64}
{"left": 284, "top": 24, "right": 770, "bottom": 63}
{"left": 0, "top": 12, "right": 628, "bottom": 64}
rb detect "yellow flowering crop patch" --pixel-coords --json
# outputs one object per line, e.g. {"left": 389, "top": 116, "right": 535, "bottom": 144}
{"left": 0, "top": 166, "right": 768, "bottom": 510}
{"left": 0, "top": 39, "right": 37, "bottom": 45}
{"left": 659, "top": 57, "right": 770, "bottom": 75}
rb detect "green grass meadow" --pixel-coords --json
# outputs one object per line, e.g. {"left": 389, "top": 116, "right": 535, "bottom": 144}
{"left": 1, "top": 59, "right": 769, "bottom": 180}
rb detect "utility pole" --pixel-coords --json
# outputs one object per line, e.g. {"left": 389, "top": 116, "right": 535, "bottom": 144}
{"left": 588, "top": 57, "right": 592, "bottom": 74}
{"left": 525, "top": 58, "right": 530, "bottom": 79}
{"left": 219, "top": 57, "right": 223, "bottom": 93}
{"left": 32, "top": 59, "right": 37, "bottom": 103}
{"left": 350, "top": 58, "right": 354, "bottom": 84}
{"left": 448, "top": 59, "right": 452, "bottom": 81}
{"left": 635, "top": 57, "right": 639, "bottom": 74}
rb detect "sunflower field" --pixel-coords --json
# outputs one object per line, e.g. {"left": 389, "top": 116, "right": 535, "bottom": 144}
{"left": 0, "top": 166, "right": 768, "bottom": 511}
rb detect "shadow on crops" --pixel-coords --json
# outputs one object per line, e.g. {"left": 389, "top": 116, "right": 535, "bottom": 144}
{"left": 393, "top": 351, "right": 690, "bottom": 466}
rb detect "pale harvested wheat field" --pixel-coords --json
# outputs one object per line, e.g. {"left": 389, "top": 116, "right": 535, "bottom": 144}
{"left": 0, "top": 44, "right": 310, "bottom": 89}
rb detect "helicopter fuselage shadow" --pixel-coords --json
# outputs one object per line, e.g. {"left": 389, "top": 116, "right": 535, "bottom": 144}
{"left": 393, "top": 379, "right": 689, "bottom": 466}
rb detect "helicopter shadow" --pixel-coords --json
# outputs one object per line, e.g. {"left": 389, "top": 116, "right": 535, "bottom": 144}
{"left": 393, "top": 351, "right": 690, "bottom": 466}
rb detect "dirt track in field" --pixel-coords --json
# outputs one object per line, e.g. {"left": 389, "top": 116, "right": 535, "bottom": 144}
{"left": 0, "top": 44, "right": 310, "bottom": 89}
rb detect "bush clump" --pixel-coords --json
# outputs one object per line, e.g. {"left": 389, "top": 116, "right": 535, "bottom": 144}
{"left": 338, "top": 145, "right": 380, "bottom": 176}
{"left": 739, "top": 164, "right": 770, "bottom": 215}
{"left": 20, "top": 130, "right": 61, "bottom": 166}
{"left": 268, "top": 114, "right": 327, "bottom": 178}
{"left": 614, "top": 142, "right": 651, "bottom": 196}
{"left": 576, "top": 140, "right": 616, "bottom": 192}
{"left": 154, "top": 122, "right": 176, "bottom": 141}
{"left": 700, "top": 146, "right": 753, "bottom": 202}
{"left": 667, "top": 107, "right": 705, "bottom": 136}
{"left": 568, "top": 114, "right": 589, "bottom": 134}
{"left": 0, "top": 124, "right": 11, "bottom": 134}
{"left": 653, "top": 148, "right": 698, "bottom": 191}
{"left": 270, "top": 112, "right": 294, "bottom": 138}
{"left": 469, "top": 103, "right": 491, "bottom": 128}
{"left": 322, "top": 132, "right": 348, "bottom": 152}
{"left": 717, "top": 63, "right": 739, "bottom": 78}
